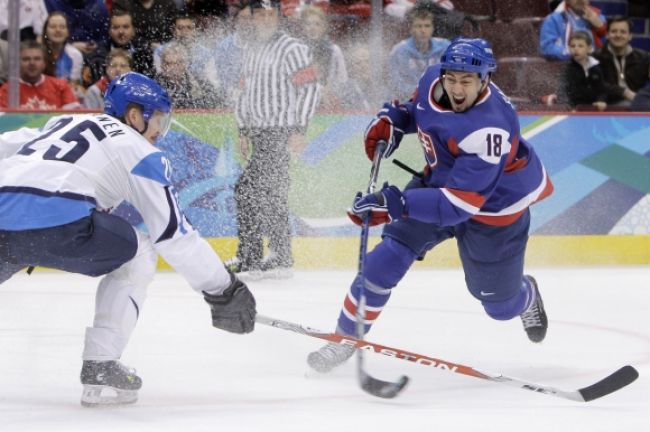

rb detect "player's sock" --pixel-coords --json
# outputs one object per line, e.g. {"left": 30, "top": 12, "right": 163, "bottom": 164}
{"left": 520, "top": 275, "right": 548, "bottom": 343}
{"left": 80, "top": 360, "right": 142, "bottom": 407}
{"left": 307, "top": 340, "right": 355, "bottom": 373}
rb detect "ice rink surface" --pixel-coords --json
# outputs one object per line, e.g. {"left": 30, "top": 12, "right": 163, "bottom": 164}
{"left": 0, "top": 267, "right": 648, "bottom": 432}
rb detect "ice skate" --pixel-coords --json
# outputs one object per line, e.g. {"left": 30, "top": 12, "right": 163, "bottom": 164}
{"left": 520, "top": 275, "right": 548, "bottom": 343}
{"left": 259, "top": 253, "right": 293, "bottom": 280}
{"left": 307, "top": 342, "right": 355, "bottom": 373}
{"left": 224, "top": 257, "right": 262, "bottom": 281}
{"left": 80, "top": 360, "right": 142, "bottom": 407}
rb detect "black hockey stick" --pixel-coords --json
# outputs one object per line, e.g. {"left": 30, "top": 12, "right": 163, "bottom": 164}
{"left": 255, "top": 314, "right": 639, "bottom": 402}
{"left": 354, "top": 141, "right": 409, "bottom": 399}
{"left": 392, "top": 159, "right": 423, "bottom": 178}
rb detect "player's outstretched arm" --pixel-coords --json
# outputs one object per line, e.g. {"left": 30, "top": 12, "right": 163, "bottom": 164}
{"left": 203, "top": 272, "right": 256, "bottom": 334}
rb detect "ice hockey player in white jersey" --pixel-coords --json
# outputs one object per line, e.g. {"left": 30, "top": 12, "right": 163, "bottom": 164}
{"left": 0, "top": 72, "right": 256, "bottom": 406}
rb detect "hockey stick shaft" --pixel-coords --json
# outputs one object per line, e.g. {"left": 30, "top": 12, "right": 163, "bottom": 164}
{"left": 255, "top": 314, "right": 638, "bottom": 402}
{"left": 354, "top": 142, "right": 409, "bottom": 398}
{"left": 392, "top": 159, "right": 423, "bottom": 178}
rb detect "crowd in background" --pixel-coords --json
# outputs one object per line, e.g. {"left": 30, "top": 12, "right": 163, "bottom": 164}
{"left": 0, "top": 0, "right": 649, "bottom": 112}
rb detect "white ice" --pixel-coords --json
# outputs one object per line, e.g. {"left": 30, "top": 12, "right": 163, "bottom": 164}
{"left": 0, "top": 267, "right": 648, "bottom": 432}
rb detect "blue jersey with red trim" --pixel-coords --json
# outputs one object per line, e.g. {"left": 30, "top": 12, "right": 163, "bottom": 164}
{"left": 396, "top": 64, "right": 553, "bottom": 227}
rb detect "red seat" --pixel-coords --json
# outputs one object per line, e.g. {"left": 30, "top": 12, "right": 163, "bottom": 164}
{"left": 452, "top": 0, "right": 495, "bottom": 17}
{"left": 492, "top": 57, "right": 564, "bottom": 103}
{"left": 495, "top": 0, "right": 549, "bottom": 21}
{"left": 480, "top": 18, "right": 542, "bottom": 57}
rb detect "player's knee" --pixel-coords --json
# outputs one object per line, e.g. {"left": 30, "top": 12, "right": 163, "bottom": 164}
{"left": 482, "top": 284, "right": 529, "bottom": 320}
{"left": 108, "top": 231, "right": 157, "bottom": 287}
{"left": 364, "top": 237, "right": 418, "bottom": 288}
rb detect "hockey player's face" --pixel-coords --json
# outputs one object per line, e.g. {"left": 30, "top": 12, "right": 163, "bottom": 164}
{"left": 127, "top": 108, "right": 172, "bottom": 144}
{"left": 144, "top": 111, "right": 172, "bottom": 144}
{"left": 442, "top": 71, "right": 484, "bottom": 112}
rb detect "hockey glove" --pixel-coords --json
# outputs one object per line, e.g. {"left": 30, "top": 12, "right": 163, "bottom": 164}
{"left": 203, "top": 273, "right": 256, "bottom": 334}
{"left": 364, "top": 100, "right": 409, "bottom": 160}
{"left": 347, "top": 183, "right": 408, "bottom": 227}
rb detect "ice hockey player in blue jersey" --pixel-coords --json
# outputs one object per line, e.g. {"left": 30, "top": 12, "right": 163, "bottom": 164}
{"left": 0, "top": 72, "right": 256, "bottom": 405}
{"left": 308, "top": 38, "right": 554, "bottom": 373}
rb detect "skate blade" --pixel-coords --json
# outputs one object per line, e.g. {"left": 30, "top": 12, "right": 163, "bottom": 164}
{"left": 237, "top": 270, "right": 263, "bottom": 282}
{"left": 262, "top": 268, "right": 293, "bottom": 280}
{"left": 81, "top": 385, "right": 138, "bottom": 407}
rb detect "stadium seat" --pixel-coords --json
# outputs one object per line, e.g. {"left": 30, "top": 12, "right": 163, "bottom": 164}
{"left": 495, "top": 0, "right": 549, "bottom": 21}
{"left": 452, "top": 0, "right": 495, "bottom": 17}
{"left": 492, "top": 57, "right": 564, "bottom": 103}
{"left": 480, "top": 18, "right": 542, "bottom": 57}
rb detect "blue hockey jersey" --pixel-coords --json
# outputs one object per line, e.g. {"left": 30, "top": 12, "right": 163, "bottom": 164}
{"left": 397, "top": 64, "right": 553, "bottom": 227}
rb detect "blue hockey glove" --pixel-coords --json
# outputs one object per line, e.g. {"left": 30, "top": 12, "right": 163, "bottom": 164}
{"left": 347, "top": 183, "right": 408, "bottom": 226}
{"left": 364, "top": 100, "right": 410, "bottom": 161}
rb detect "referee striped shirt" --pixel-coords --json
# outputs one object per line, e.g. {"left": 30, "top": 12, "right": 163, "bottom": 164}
{"left": 235, "top": 32, "right": 320, "bottom": 130}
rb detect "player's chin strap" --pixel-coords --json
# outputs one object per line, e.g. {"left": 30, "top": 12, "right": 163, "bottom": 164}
{"left": 355, "top": 140, "right": 409, "bottom": 399}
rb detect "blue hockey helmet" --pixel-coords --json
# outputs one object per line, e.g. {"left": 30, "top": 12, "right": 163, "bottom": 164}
{"left": 440, "top": 38, "right": 497, "bottom": 80}
{"left": 104, "top": 72, "right": 172, "bottom": 137}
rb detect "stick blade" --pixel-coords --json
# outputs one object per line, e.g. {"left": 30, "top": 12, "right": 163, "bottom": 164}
{"left": 359, "top": 372, "right": 410, "bottom": 399}
{"left": 578, "top": 365, "right": 639, "bottom": 402}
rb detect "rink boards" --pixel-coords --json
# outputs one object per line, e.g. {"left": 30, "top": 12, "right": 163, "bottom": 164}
{"left": 1, "top": 110, "right": 648, "bottom": 267}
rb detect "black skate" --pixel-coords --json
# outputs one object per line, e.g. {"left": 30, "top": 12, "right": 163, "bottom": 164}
{"left": 520, "top": 275, "right": 548, "bottom": 343}
{"left": 307, "top": 342, "right": 355, "bottom": 373}
{"left": 80, "top": 360, "right": 142, "bottom": 407}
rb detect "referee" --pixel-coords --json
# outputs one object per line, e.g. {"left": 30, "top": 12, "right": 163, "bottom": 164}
{"left": 228, "top": 0, "right": 320, "bottom": 279}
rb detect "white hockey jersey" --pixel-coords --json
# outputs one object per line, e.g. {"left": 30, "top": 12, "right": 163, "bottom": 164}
{"left": 0, "top": 113, "right": 226, "bottom": 293}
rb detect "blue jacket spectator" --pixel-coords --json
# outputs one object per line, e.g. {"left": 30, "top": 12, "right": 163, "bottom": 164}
{"left": 387, "top": 5, "right": 450, "bottom": 101}
{"left": 540, "top": 0, "right": 606, "bottom": 61}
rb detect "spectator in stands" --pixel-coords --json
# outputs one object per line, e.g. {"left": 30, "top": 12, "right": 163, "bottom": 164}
{"left": 339, "top": 41, "right": 375, "bottom": 112}
{"left": 540, "top": 0, "right": 606, "bottom": 61}
{"left": 42, "top": 12, "right": 84, "bottom": 89}
{"left": 0, "top": 39, "right": 7, "bottom": 84}
{"left": 384, "top": 0, "right": 454, "bottom": 20}
{"left": 0, "top": 41, "right": 81, "bottom": 110}
{"left": 387, "top": 3, "right": 450, "bottom": 101}
{"left": 84, "top": 48, "right": 131, "bottom": 109}
{"left": 154, "top": 15, "right": 211, "bottom": 82}
{"left": 156, "top": 43, "right": 219, "bottom": 108}
{"left": 298, "top": 5, "right": 348, "bottom": 111}
{"left": 0, "top": 0, "right": 48, "bottom": 41}
{"left": 88, "top": 10, "right": 155, "bottom": 81}
{"left": 554, "top": 31, "right": 609, "bottom": 111}
{"left": 114, "top": 0, "right": 178, "bottom": 51}
{"left": 595, "top": 16, "right": 650, "bottom": 108}
{"left": 213, "top": 4, "right": 253, "bottom": 108}
{"left": 45, "top": 0, "right": 110, "bottom": 55}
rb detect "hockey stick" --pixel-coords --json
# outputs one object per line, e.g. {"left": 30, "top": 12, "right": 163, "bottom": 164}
{"left": 392, "top": 158, "right": 423, "bottom": 178}
{"left": 354, "top": 140, "right": 409, "bottom": 399}
{"left": 255, "top": 314, "right": 639, "bottom": 402}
